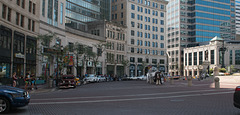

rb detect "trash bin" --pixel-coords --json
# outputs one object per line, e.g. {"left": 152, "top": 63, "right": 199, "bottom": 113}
{"left": 49, "top": 79, "right": 53, "bottom": 88}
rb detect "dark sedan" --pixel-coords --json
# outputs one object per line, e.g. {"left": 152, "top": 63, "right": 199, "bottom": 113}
{"left": 59, "top": 75, "right": 76, "bottom": 88}
{"left": 234, "top": 86, "right": 240, "bottom": 109}
{"left": 0, "top": 85, "right": 30, "bottom": 113}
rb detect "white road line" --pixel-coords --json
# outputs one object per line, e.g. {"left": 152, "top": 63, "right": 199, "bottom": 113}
{"left": 30, "top": 91, "right": 234, "bottom": 105}
{"left": 31, "top": 89, "right": 233, "bottom": 101}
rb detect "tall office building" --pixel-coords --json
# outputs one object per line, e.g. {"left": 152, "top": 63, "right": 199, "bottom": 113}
{"left": 65, "top": 0, "right": 110, "bottom": 31}
{"left": 167, "top": 0, "right": 236, "bottom": 76}
{"left": 236, "top": 0, "right": 240, "bottom": 36}
{"left": 111, "top": 0, "right": 168, "bottom": 76}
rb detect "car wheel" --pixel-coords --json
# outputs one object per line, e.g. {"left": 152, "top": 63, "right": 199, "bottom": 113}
{"left": 0, "top": 97, "right": 10, "bottom": 113}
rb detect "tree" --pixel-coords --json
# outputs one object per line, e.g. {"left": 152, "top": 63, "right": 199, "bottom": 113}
{"left": 92, "top": 42, "right": 110, "bottom": 75}
{"left": 141, "top": 61, "right": 147, "bottom": 75}
{"left": 121, "top": 59, "right": 129, "bottom": 76}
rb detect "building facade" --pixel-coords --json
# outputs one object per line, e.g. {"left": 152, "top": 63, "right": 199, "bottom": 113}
{"left": 38, "top": 0, "right": 109, "bottom": 77}
{"left": 65, "top": 0, "right": 110, "bottom": 31}
{"left": 167, "top": 0, "right": 236, "bottom": 76}
{"left": 105, "top": 21, "right": 127, "bottom": 77}
{"left": 184, "top": 36, "right": 240, "bottom": 77}
{"left": 236, "top": 0, "right": 240, "bottom": 35}
{"left": 111, "top": 0, "right": 168, "bottom": 77}
{"left": 0, "top": 0, "right": 39, "bottom": 78}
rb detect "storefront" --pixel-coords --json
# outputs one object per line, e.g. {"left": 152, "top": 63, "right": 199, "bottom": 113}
{"left": 26, "top": 36, "right": 36, "bottom": 75}
{"left": 13, "top": 31, "right": 25, "bottom": 77}
{"left": 129, "top": 64, "right": 135, "bottom": 77}
{"left": 0, "top": 25, "right": 11, "bottom": 78}
{"left": 96, "top": 62, "right": 102, "bottom": 75}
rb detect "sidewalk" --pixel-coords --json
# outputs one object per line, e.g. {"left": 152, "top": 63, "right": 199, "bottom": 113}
{"left": 28, "top": 84, "right": 57, "bottom": 94}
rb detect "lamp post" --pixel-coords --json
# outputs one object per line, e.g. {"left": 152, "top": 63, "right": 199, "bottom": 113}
{"left": 219, "top": 40, "right": 226, "bottom": 68}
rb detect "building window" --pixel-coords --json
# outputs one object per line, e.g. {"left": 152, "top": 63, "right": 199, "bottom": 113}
{"left": 32, "top": 20, "right": 35, "bottom": 32}
{"left": 131, "top": 4, "right": 135, "bottom": 10}
{"left": 47, "top": 0, "right": 53, "bottom": 24}
{"left": 160, "top": 43, "right": 164, "bottom": 48}
{"left": 131, "top": 13, "right": 135, "bottom": 19}
{"left": 194, "top": 52, "right": 197, "bottom": 65}
{"left": 131, "top": 30, "right": 135, "bottom": 36}
{"left": 68, "top": 42, "right": 73, "bottom": 52}
{"left": 42, "top": 0, "right": 45, "bottom": 16}
{"left": 7, "top": 8, "right": 11, "bottom": 22}
{"left": 199, "top": 51, "right": 203, "bottom": 65}
{"left": 121, "top": 3, "right": 123, "bottom": 9}
{"left": 22, "top": 0, "right": 25, "bottom": 9}
{"left": 2, "top": 4, "right": 7, "bottom": 19}
{"left": 131, "top": 47, "right": 134, "bottom": 53}
{"left": 230, "top": 50, "right": 232, "bottom": 64}
{"left": 60, "top": 3, "right": 63, "bottom": 24}
{"left": 53, "top": 0, "right": 58, "bottom": 26}
{"left": 29, "top": 1, "right": 32, "bottom": 13}
{"left": 131, "top": 39, "right": 134, "bottom": 45}
{"left": 130, "top": 57, "right": 135, "bottom": 62}
{"left": 235, "top": 50, "right": 240, "bottom": 65}
{"left": 16, "top": 12, "right": 20, "bottom": 25}
{"left": 33, "top": 3, "right": 36, "bottom": 14}
{"left": 28, "top": 19, "right": 31, "bottom": 30}
{"left": 211, "top": 50, "right": 214, "bottom": 64}
{"left": 17, "top": 0, "right": 20, "bottom": 5}
{"left": 160, "top": 59, "right": 164, "bottom": 64}
{"left": 20, "top": 15, "right": 24, "bottom": 27}
{"left": 189, "top": 53, "right": 192, "bottom": 65}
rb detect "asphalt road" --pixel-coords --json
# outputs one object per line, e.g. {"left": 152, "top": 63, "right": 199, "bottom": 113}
{"left": 8, "top": 80, "right": 240, "bottom": 115}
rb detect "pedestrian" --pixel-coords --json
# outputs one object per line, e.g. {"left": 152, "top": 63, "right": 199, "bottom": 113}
{"left": 85, "top": 72, "right": 88, "bottom": 77}
{"left": 12, "top": 72, "right": 17, "bottom": 87}
{"left": 155, "top": 72, "right": 161, "bottom": 85}
{"left": 30, "top": 73, "right": 36, "bottom": 90}
{"left": 25, "top": 72, "right": 31, "bottom": 90}
{"left": 160, "top": 72, "right": 163, "bottom": 84}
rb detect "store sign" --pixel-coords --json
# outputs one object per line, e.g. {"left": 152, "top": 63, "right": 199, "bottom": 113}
{"left": 96, "top": 62, "right": 102, "bottom": 67}
{"left": 87, "top": 61, "right": 92, "bottom": 67}
{"left": 15, "top": 53, "right": 24, "bottom": 58}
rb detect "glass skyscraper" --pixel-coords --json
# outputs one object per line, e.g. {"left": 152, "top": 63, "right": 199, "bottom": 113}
{"left": 236, "top": 0, "right": 240, "bottom": 35}
{"left": 167, "top": 0, "right": 236, "bottom": 76}
{"left": 65, "top": 0, "right": 110, "bottom": 31}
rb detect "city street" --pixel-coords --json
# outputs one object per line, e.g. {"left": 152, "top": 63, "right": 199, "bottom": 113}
{"left": 9, "top": 80, "right": 240, "bottom": 115}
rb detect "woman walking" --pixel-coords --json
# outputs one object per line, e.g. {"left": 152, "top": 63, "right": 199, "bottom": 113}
{"left": 12, "top": 72, "right": 17, "bottom": 87}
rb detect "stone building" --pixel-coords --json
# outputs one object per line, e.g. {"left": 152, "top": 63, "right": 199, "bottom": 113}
{"left": 0, "top": 0, "right": 40, "bottom": 78}
{"left": 184, "top": 36, "right": 240, "bottom": 77}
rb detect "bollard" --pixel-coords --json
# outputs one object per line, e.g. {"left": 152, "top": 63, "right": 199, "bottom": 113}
{"left": 214, "top": 77, "right": 220, "bottom": 89}
{"left": 170, "top": 78, "right": 174, "bottom": 85}
{"left": 188, "top": 77, "right": 192, "bottom": 86}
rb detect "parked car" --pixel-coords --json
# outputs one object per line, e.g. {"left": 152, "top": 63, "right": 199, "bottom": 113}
{"left": 0, "top": 85, "right": 30, "bottom": 113}
{"left": 137, "top": 75, "right": 147, "bottom": 80}
{"left": 59, "top": 75, "right": 76, "bottom": 88}
{"left": 234, "top": 86, "right": 240, "bottom": 109}
{"left": 84, "top": 74, "right": 98, "bottom": 82}
{"left": 97, "top": 75, "right": 106, "bottom": 82}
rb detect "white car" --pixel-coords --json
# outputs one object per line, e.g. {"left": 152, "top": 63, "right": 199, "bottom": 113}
{"left": 97, "top": 76, "right": 106, "bottom": 82}
{"left": 137, "top": 75, "right": 147, "bottom": 80}
{"left": 85, "top": 74, "right": 97, "bottom": 82}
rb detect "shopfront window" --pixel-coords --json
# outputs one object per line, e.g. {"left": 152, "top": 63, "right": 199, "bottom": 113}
{"left": 0, "top": 63, "right": 10, "bottom": 78}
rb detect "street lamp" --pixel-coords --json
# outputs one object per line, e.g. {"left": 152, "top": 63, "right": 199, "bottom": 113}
{"left": 219, "top": 39, "right": 227, "bottom": 68}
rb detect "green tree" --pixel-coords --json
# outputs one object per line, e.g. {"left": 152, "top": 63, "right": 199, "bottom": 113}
{"left": 92, "top": 42, "right": 110, "bottom": 75}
